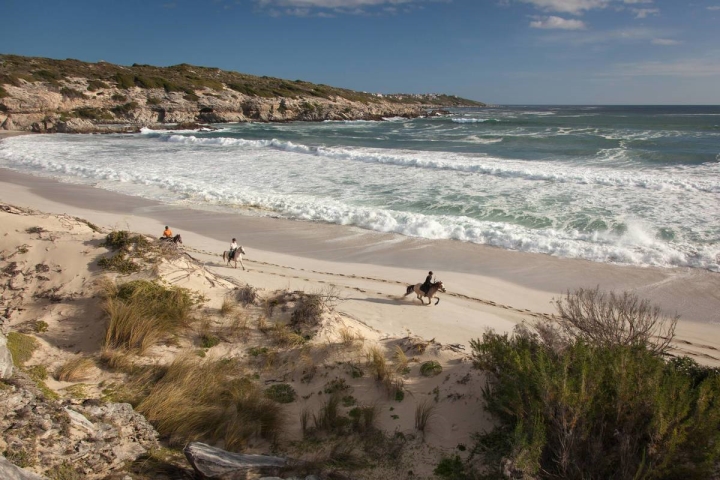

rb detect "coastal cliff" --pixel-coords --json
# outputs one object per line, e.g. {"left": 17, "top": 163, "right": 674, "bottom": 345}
{"left": 0, "top": 55, "right": 485, "bottom": 133}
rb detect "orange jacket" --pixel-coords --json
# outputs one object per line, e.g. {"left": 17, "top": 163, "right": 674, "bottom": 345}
{"left": 163, "top": 228, "right": 173, "bottom": 238}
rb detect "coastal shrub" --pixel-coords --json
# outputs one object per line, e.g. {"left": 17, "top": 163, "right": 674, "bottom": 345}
{"left": 87, "top": 79, "right": 109, "bottom": 91}
{"left": 136, "top": 356, "right": 283, "bottom": 449}
{"left": 420, "top": 360, "right": 442, "bottom": 377}
{"left": 115, "top": 73, "right": 135, "bottom": 89}
{"left": 470, "top": 327, "right": 720, "bottom": 479}
{"left": 97, "top": 253, "right": 141, "bottom": 274}
{"left": 103, "top": 279, "right": 199, "bottom": 353}
{"left": 434, "top": 455, "right": 470, "bottom": 480}
{"left": 236, "top": 284, "right": 257, "bottom": 305}
{"left": 183, "top": 93, "right": 199, "bottom": 102}
{"left": 111, "top": 101, "right": 139, "bottom": 115}
{"left": 60, "top": 87, "right": 87, "bottom": 99}
{"left": 265, "top": 383, "right": 297, "bottom": 403}
{"left": 33, "top": 69, "right": 61, "bottom": 82}
{"left": 548, "top": 287, "right": 678, "bottom": 355}
{"left": 146, "top": 96, "right": 162, "bottom": 105}
{"left": 74, "top": 107, "right": 113, "bottom": 121}
{"left": 7, "top": 332, "right": 38, "bottom": 366}
{"left": 101, "top": 230, "right": 150, "bottom": 251}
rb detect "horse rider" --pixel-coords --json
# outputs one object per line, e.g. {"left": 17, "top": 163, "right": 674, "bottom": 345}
{"left": 162, "top": 226, "right": 173, "bottom": 239}
{"left": 229, "top": 238, "right": 239, "bottom": 260}
{"left": 421, "top": 271, "right": 434, "bottom": 295}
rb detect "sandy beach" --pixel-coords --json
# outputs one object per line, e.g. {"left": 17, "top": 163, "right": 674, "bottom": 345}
{"left": 1, "top": 164, "right": 719, "bottom": 362}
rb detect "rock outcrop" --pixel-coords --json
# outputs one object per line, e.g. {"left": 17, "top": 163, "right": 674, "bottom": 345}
{"left": 0, "top": 332, "right": 13, "bottom": 379}
{"left": 0, "top": 55, "right": 485, "bottom": 133}
{"left": 0, "top": 371, "right": 159, "bottom": 479}
{"left": 0, "top": 456, "right": 47, "bottom": 480}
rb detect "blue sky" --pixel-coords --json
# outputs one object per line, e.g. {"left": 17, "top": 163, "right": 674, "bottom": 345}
{"left": 2, "top": 0, "right": 719, "bottom": 104}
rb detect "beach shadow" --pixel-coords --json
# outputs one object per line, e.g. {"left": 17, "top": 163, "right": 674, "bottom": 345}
{"left": 346, "top": 296, "right": 404, "bottom": 306}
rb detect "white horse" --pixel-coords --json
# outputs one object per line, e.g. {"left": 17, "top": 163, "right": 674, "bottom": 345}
{"left": 404, "top": 281, "right": 446, "bottom": 305}
{"left": 222, "top": 246, "right": 246, "bottom": 270}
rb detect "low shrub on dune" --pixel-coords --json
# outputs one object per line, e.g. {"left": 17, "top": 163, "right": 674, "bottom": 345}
{"left": 470, "top": 288, "right": 720, "bottom": 480}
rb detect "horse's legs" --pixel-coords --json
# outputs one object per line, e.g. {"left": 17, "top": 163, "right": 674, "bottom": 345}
{"left": 434, "top": 297, "right": 440, "bottom": 305}
{"left": 239, "top": 258, "right": 245, "bottom": 271}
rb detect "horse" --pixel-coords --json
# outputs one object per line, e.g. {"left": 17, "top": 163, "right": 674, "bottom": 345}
{"left": 159, "top": 234, "right": 183, "bottom": 246}
{"left": 222, "top": 246, "right": 246, "bottom": 270}
{"left": 404, "top": 281, "right": 446, "bottom": 305}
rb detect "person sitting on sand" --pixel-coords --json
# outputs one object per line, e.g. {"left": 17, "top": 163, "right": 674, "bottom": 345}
{"left": 162, "top": 226, "right": 173, "bottom": 238}
{"left": 229, "top": 238, "right": 239, "bottom": 259}
{"left": 421, "top": 271, "right": 434, "bottom": 294}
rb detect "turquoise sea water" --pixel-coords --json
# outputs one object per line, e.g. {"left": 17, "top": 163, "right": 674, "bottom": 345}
{"left": 1, "top": 105, "right": 719, "bottom": 270}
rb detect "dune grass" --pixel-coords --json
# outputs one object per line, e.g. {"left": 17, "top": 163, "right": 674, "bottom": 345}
{"left": 56, "top": 356, "right": 95, "bottom": 382}
{"left": 136, "top": 356, "right": 283, "bottom": 450}
{"left": 102, "top": 279, "right": 200, "bottom": 354}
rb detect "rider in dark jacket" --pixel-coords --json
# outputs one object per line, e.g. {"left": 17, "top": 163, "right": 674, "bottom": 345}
{"left": 421, "top": 271, "right": 434, "bottom": 294}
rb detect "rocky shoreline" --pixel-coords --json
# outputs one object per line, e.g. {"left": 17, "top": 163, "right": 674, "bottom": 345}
{"left": 0, "top": 56, "right": 476, "bottom": 134}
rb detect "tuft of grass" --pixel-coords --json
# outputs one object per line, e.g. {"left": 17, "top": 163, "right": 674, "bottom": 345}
{"left": 300, "top": 407, "right": 311, "bottom": 438}
{"left": 200, "top": 333, "right": 220, "bottom": 349}
{"left": 25, "top": 226, "right": 45, "bottom": 234}
{"left": 420, "top": 360, "right": 442, "bottom": 377}
{"left": 415, "top": 399, "right": 437, "bottom": 436}
{"left": 103, "top": 279, "right": 199, "bottom": 353}
{"left": 33, "top": 320, "right": 49, "bottom": 333}
{"left": 7, "top": 332, "right": 38, "bottom": 366}
{"left": 26, "top": 364, "right": 49, "bottom": 381}
{"left": 366, "top": 346, "right": 390, "bottom": 381}
{"left": 46, "top": 460, "right": 82, "bottom": 480}
{"left": 265, "top": 383, "right": 297, "bottom": 403}
{"left": 136, "top": 356, "right": 283, "bottom": 449}
{"left": 98, "top": 348, "right": 136, "bottom": 374}
{"left": 63, "top": 383, "right": 88, "bottom": 399}
{"left": 220, "top": 297, "right": 236, "bottom": 317}
{"left": 393, "top": 345, "right": 410, "bottom": 374}
{"left": 270, "top": 322, "right": 306, "bottom": 347}
{"left": 56, "top": 356, "right": 95, "bottom": 382}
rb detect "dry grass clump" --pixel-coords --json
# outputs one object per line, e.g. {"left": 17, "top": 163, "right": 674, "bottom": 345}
{"left": 236, "top": 284, "right": 258, "bottom": 306}
{"left": 270, "top": 322, "right": 306, "bottom": 348}
{"left": 366, "top": 346, "right": 390, "bottom": 381}
{"left": 56, "top": 356, "right": 95, "bottom": 382}
{"left": 103, "top": 279, "right": 200, "bottom": 353}
{"left": 415, "top": 399, "right": 437, "bottom": 435}
{"left": 393, "top": 345, "right": 410, "bottom": 374}
{"left": 98, "top": 348, "right": 136, "bottom": 374}
{"left": 338, "top": 326, "right": 364, "bottom": 347}
{"left": 137, "top": 356, "right": 284, "bottom": 450}
{"left": 220, "top": 297, "right": 237, "bottom": 317}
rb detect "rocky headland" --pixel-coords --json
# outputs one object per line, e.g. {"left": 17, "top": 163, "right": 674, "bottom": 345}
{"left": 0, "top": 55, "right": 485, "bottom": 133}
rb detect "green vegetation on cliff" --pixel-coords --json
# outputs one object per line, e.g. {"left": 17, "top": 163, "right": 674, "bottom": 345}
{"left": 0, "top": 54, "right": 484, "bottom": 107}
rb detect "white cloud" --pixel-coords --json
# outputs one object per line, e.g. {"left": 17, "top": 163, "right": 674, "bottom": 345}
{"left": 530, "top": 15, "right": 587, "bottom": 29}
{"left": 632, "top": 7, "right": 658, "bottom": 18}
{"left": 256, "top": 0, "right": 415, "bottom": 8}
{"left": 518, "top": 0, "right": 610, "bottom": 14}
{"left": 651, "top": 38, "right": 680, "bottom": 45}
{"left": 708, "top": 5, "right": 720, "bottom": 10}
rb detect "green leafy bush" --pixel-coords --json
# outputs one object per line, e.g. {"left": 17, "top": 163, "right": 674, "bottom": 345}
{"left": 420, "top": 360, "right": 442, "bottom": 377}
{"left": 265, "top": 383, "right": 297, "bottom": 403}
{"left": 471, "top": 328, "right": 720, "bottom": 479}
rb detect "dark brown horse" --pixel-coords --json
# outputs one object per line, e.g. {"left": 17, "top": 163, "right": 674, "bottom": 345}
{"left": 159, "top": 234, "right": 183, "bottom": 245}
{"left": 404, "top": 281, "right": 446, "bottom": 305}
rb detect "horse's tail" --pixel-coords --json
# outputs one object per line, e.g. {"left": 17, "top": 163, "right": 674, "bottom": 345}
{"left": 404, "top": 285, "right": 414, "bottom": 296}
{"left": 222, "top": 251, "right": 227, "bottom": 262}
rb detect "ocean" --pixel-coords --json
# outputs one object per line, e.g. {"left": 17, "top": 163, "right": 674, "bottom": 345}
{"left": 1, "top": 105, "right": 719, "bottom": 271}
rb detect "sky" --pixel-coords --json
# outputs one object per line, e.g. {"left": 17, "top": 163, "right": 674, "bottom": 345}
{"left": 1, "top": 0, "right": 719, "bottom": 104}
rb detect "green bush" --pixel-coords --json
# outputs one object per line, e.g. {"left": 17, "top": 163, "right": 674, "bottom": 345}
{"left": 101, "top": 230, "right": 150, "bottom": 251}
{"left": 87, "top": 79, "right": 109, "bottom": 91}
{"left": 97, "top": 253, "right": 141, "bottom": 274}
{"left": 74, "top": 107, "right": 112, "bottom": 121}
{"left": 420, "top": 360, "right": 442, "bottom": 377}
{"left": 470, "top": 328, "right": 720, "bottom": 479}
{"left": 60, "top": 87, "right": 87, "bottom": 99}
{"left": 434, "top": 455, "right": 469, "bottom": 479}
{"left": 111, "top": 93, "right": 127, "bottom": 102}
{"left": 265, "top": 383, "right": 297, "bottom": 403}
{"left": 111, "top": 101, "right": 139, "bottom": 115}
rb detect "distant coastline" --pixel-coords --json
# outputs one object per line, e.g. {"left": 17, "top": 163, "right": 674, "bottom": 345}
{"left": 0, "top": 54, "right": 484, "bottom": 134}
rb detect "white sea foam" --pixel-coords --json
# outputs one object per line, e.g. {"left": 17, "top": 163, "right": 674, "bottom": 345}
{"left": 1, "top": 119, "right": 718, "bottom": 271}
